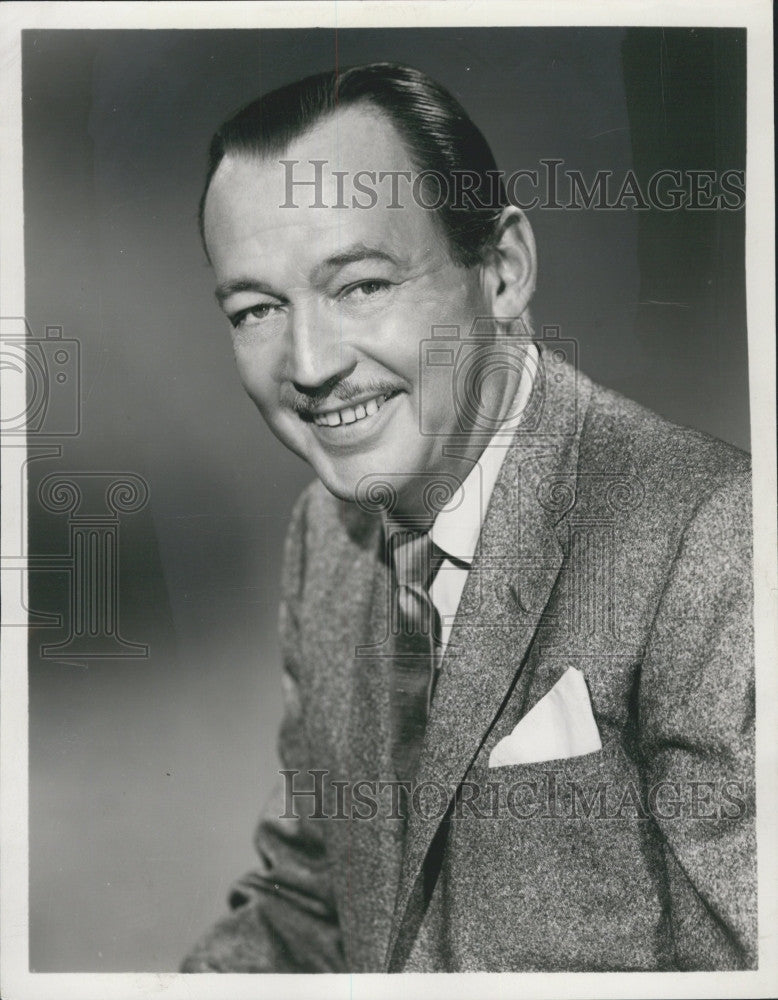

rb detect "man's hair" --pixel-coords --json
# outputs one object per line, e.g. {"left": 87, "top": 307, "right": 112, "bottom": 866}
{"left": 199, "top": 62, "right": 506, "bottom": 267}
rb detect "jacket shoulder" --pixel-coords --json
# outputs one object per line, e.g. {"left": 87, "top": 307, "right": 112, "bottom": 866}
{"left": 577, "top": 375, "right": 750, "bottom": 509}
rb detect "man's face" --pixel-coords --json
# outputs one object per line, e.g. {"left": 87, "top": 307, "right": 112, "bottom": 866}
{"left": 203, "top": 105, "right": 495, "bottom": 510}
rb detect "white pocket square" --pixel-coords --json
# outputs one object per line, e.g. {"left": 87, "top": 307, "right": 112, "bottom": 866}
{"left": 488, "top": 666, "right": 602, "bottom": 768}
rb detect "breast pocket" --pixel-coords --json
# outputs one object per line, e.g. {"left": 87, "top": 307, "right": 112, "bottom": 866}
{"left": 461, "top": 732, "right": 639, "bottom": 830}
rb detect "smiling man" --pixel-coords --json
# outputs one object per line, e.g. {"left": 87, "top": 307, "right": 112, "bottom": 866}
{"left": 202, "top": 81, "right": 533, "bottom": 520}
{"left": 182, "top": 63, "right": 755, "bottom": 973}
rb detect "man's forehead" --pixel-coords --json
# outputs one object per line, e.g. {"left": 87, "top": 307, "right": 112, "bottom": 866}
{"left": 284, "top": 102, "right": 412, "bottom": 172}
{"left": 207, "top": 104, "right": 414, "bottom": 208}
{"left": 203, "top": 104, "right": 446, "bottom": 273}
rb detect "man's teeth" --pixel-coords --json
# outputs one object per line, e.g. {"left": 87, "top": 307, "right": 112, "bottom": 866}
{"left": 313, "top": 394, "right": 388, "bottom": 428}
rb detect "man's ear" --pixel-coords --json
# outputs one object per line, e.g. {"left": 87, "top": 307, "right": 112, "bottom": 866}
{"left": 480, "top": 206, "right": 537, "bottom": 319}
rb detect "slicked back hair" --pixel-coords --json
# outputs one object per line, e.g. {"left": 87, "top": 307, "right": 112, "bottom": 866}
{"left": 199, "top": 62, "right": 506, "bottom": 267}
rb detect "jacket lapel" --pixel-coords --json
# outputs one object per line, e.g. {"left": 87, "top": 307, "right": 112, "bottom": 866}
{"left": 384, "top": 351, "right": 591, "bottom": 970}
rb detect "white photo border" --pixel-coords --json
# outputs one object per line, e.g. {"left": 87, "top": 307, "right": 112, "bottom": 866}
{"left": 1, "top": 2, "right": 775, "bottom": 998}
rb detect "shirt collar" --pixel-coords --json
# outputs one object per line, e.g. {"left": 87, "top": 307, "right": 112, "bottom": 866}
{"left": 429, "top": 343, "right": 538, "bottom": 566}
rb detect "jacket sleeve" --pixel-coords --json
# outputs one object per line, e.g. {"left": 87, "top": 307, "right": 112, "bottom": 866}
{"left": 637, "top": 470, "right": 756, "bottom": 970}
{"left": 180, "top": 489, "right": 345, "bottom": 972}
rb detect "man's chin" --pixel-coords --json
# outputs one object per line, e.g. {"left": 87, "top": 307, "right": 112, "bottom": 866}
{"left": 310, "top": 454, "right": 407, "bottom": 512}
{"left": 311, "top": 460, "right": 457, "bottom": 526}
{"left": 316, "top": 473, "right": 359, "bottom": 505}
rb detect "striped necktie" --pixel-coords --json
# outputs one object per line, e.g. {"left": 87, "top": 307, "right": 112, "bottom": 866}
{"left": 389, "top": 530, "right": 444, "bottom": 788}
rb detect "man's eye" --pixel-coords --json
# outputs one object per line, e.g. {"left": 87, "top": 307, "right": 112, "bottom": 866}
{"left": 230, "top": 303, "right": 283, "bottom": 329}
{"left": 341, "top": 279, "right": 391, "bottom": 301}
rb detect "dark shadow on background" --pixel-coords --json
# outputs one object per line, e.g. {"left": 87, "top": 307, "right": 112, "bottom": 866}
{"left": 622, "top": 28, "right": 747, "bottom": 433}
{"left": 22, "top": 26, "right": 747, "bottom": 971}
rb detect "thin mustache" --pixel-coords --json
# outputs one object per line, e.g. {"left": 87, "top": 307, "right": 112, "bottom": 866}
{"left": 286, "top": 378, "right": 399, "bottom": 418}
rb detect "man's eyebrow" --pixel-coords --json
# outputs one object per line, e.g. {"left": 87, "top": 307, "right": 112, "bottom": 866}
{"left": 215, "top": 245, "right": 409, "bottom": 304}
{"left": 214, "top": 278, "right": 280, "bottom": 305}
{"left": 311, "top": 244, "right": 409, "bottom": 281}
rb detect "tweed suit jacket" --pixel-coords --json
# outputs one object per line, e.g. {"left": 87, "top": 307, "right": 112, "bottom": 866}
{"left": 182, "top": 351, "right": 755, "bottom": 973}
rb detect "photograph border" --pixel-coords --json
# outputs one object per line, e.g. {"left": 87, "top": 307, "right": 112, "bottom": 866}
{"left": 1, "top": 2, "right": 775, "bottom": 998}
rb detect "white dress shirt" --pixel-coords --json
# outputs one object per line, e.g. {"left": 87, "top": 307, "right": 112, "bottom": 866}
{"left": 430, "top": 343, "right": 538, "bottom": 654}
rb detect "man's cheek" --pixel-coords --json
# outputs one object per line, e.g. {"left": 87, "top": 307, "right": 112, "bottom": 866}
{"left": 233, "top": 356, "right": 275, "bottom": 402}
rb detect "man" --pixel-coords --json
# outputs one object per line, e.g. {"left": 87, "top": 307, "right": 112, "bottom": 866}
{"left": 181, "top": 63, "right": 755, "bottom": 972}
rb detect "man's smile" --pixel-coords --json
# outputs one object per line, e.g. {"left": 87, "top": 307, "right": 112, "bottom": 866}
{"left": 301, "top": 389, "right": 405, "bottom": 448}
{"left": 310, "top": 391, "right": 397, "bottom": 428}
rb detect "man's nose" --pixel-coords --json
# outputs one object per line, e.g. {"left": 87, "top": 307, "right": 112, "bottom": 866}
{"left": 286, "top": 300, "right": 356, "bottom": 395}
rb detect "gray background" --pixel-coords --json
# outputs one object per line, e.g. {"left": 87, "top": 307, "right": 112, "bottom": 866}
{"left": 23, "top": 27, "right": 747, "bottom": 970}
